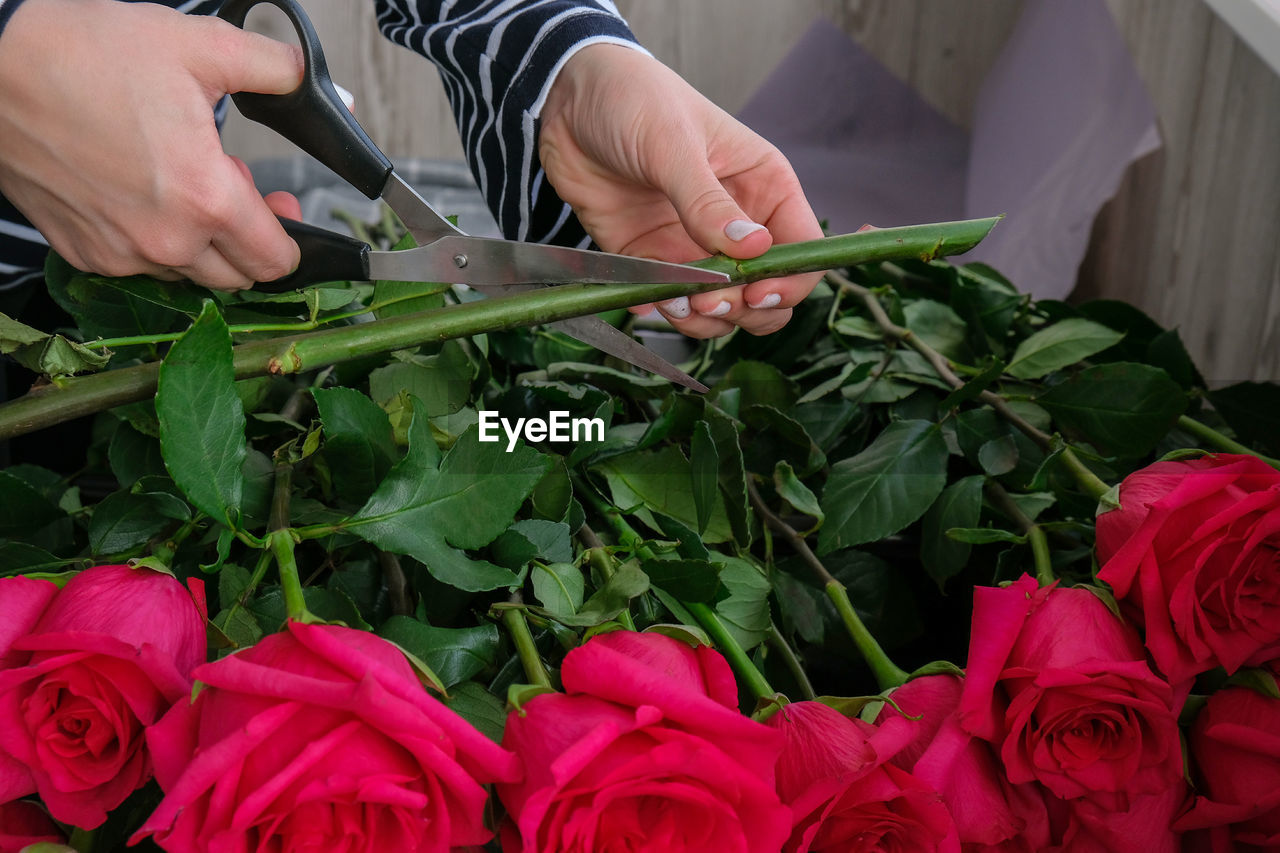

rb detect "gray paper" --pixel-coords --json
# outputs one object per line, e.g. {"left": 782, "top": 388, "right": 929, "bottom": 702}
{"left": 735, "top": 0, "right": 1160, "bottom": 299}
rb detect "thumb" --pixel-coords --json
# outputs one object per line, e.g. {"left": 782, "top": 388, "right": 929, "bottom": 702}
{"left": 193, "top": 19, "right": 304, "bottom": 97}
{"left": 664, "top": 164, "right": 773, "bottom": 260}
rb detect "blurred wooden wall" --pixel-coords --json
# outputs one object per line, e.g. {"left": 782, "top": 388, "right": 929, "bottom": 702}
{"left": 222, "top": 0, "right": 1280, "bottom": 384}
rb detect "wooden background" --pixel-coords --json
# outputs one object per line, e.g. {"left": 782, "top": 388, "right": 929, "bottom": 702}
{"left": 222, "top": 0, "right": 1280, "bottom": 385}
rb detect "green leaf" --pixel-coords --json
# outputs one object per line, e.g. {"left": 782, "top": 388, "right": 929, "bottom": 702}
{"left": 0, "top": 311, "right": 48, "bottom": 351}
{"left": 555, "top": 562, "right": 650, "bottom": 627}
{"left": 372, "top": 232, "right": 451, "bottom": 319}
{"left": 108, "top": 421, "right": 167, "bottom": 488}
{"left": 938, "top": 357, "right": 1005, "bottom": 411}
{"left": 1147, "top": 328, "right": 1205, "bottom": 390}
{"left": 0, "top": 471, "right": 64, "bottom": 541}
{"left": 0, "top": 542, "right": 68, "bottom": 575}
{"left": 690, "top": 421, "right": 719, "bottom": 535}
{"left": 0, "top": 312, "right": 110, "bottom": 377}
{"left": 978, "top": 435, "right": 1019, "bottom": 476}
{"left": 818, "top": 420, "right": 949, "bottom": 554}
{"left": 593, "top": 445, "right": 733, "bottom": 544}
{"left": 714, "top": 556, "right": 771, "bottom": 650}
{"left": 345, "top": 407, "right": 549, "bottom": 592}
{"left": 444, "top": 681, "right": 508, "bottom": 742}
{"left": 903, "top": 299, "right": 969, "bottom": 360}
{"left": 378, "top": 616, "right": 500, "bottom": 689}
{"left": 772, "top": 568, "right": 826, "bottom": 645}
{"left": 87, "top": 491, "right": 175, "bottom": 557}
{"left": 641, "top": 558, "right": 724, "bottom": 603}
{"left": 1036, "top": 362, "right": 1187, "bottom": 457}
{"left": 492, "top": 520, "right": 572, "bottom": 569}
{"left": 1006, "top": 318, "right": 1125, "bottom": 379}
{"left": 313, "top": 386, "right": 398, "bottom": 505}
{"left": 920, "top": 475, "right": 984, "bottom": 589}
{"left": 44, "top": 254, "right": 189, "bottom": 351}
{"left": 710, "top": 360, "right": 800, "bottom": 412}
{"left": 156, "top": 301, "right": 246, "bottom": 526}
{"left": 1208, "top": 382, "right": 1280, "bottom": 456}
{"left": 530, "top": 456, "right": 573, "bottom": 522}
{"left": 773, "top": 460, "right": 823, "bottom": 527}
{"left": 946, "top": 527, "right": 1027, "bottom": 545}
{"left": 368, "top": 342, "right": 474, "bottom": 416}
{"left": 531, "top": 561, "right": 586, "bottom": 619}
{"left": 704, "top": 404, "right": 752, "bottom": 546}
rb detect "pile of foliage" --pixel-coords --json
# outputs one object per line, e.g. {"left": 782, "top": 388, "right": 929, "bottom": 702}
{"left": 1, "top": 216, "right": 1278, "bottom": 851}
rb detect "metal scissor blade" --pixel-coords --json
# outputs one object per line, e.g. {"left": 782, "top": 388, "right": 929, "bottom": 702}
{"left": 550, "top": 316, "right": 709, "bottom": 393}
{"left": 366, "top": 235, "right": 730, "bottom": 287}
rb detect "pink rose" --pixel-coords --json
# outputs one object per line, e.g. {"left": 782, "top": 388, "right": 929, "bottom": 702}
{"left": 1097, "top": 454, "right": 1280, "bottom": 684}
{"left": 0, "top": 799, "right": 64, "bottom": 852}
{"left": 1048, "top": 787, "right": 1186, "bottom": 853}
{"left": 134, "top": 621, "right": 518, "bottom": 852}
{"left": 876, "top": 674, "right": 1052, "bottom": 852}
{"left": 958, "top": 576, "right": 1182, "bottom": 803}
{"left": 0, "top": 565, "right": 205, "bottom": 828}
{"left": 1175, "top": 686, "right": 1280, "bottom": 849}
{"left": 497, "top": 630, "right": 789, "bottom": 853}
{"left": 767, "top": 699, "right": 958, "bottom": 852}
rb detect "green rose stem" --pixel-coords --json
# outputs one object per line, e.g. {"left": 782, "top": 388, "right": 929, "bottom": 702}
{"left": 576, "top": 482, "right": 777, "bottom": 700}
{"left": 985, "top": 481, "right": 1055, "bottom": 586}
{"left": 0, "top": 217, "right": 999, "bottom": 441}
{"left": 66, "top": 827, "right": 96, "bottom": 853}
{"left": 577, "top": 524, "right": 637, "bottom": 631}
{"left": 747, "top": 480, "right": 909, "bottom": 691}
{"left": 267, "top": 460, "right": 313, "bottom": 623}
{"left": 1177, "top": 414, "right": 1280, "bottom": 469}
{"left": 826, "top": 269, "right": 1112, "bottom": 502}
{"left": 502, "top": 601, "right": 553, "bottom": 690}
{"left": 767, "top": 622, "right": 818, "bottom": 701}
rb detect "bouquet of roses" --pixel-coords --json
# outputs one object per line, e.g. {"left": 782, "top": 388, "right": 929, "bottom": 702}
{"left": 1, "top": 216, "right": 1276, "bottom": 851}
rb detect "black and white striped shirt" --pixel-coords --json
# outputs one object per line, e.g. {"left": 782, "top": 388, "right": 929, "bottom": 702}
{"left": 0, "top": 0, "right": 641, "bottom": 291}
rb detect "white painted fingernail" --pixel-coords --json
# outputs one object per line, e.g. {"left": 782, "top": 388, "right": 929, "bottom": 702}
{"left": 752, "top": 293, "right": 782, "bottom": 309}
{"left": 725, "top": 220, "right": 768, "bottom": 242}
{"left": 659, "top": 296, "right": 691, "bottom": 319}
{"left": 700, "top": 300, "right": 732, "bottom": 318}
{"left": 334, "top": 83, "right": 356, "bottom": 113}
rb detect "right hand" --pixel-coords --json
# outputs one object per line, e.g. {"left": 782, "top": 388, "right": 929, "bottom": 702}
{"left": 0, "top": 0, "right": 304, "bottom": 291}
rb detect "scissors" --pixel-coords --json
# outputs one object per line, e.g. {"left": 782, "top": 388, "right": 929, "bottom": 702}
{"left": 218, "top": 0, "right": 729, "bottom": 392}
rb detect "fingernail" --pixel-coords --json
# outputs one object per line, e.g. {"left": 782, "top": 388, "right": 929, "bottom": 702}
{"left": 659, "top": 296, "right": 691, "bottom": 319}
{"left": 751, "top": 293, "right": 782, "bottom": 309}
{"left": 725, "top": 220, "right": 768, "bottom": 242}
{"left": 334, "top": 82, "right": 356, "bottom": 113}
{"left": 699, "top": 300, "right": 732, "bottom": 318}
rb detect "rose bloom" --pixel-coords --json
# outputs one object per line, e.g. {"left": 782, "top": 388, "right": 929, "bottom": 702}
{"left": 958, "top": 576, "right": 1183, "bottom": 803}
{"left": 1097, "top": 454, "right": 1280, "bottom": 685}
{"left": 768, "top": 698, "right": 957, "bottom": 852}
{"left": 1175, "top": 685, "right": 1280, "bottom": 850}
{"left": 876, "top": 674, "right": 1051, "bottom": 852}
{"left": 0, "top": 565, "right": 205, "bottom": 828}
{"left": 498, "top": 630, "right": 789, "bottom": 853}
{"left": 133, "top": 621, "right": 517, "bottom": 852}
{"left": 0, "top": 798, "right": 64, "bottom": 852}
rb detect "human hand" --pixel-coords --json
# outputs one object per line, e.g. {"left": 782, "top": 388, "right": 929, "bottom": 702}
{"left": 538, "top": 44, "right": 824, "bottom": 338}
{"left": 0, "top": 0, "right": 304, "bottom": 291}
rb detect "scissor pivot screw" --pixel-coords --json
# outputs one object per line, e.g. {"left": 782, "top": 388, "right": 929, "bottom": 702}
{"left": 453, "top": 254, "right": 469, "bottom": 269}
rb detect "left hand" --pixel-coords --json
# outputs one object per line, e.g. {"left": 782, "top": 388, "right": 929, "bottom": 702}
{"left": 538, "top": 44, "right": 824, "bottom": 338}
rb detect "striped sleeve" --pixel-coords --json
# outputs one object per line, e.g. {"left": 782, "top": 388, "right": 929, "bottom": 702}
{"left": 0, "top": 0, "right": 27, "bottom": 38}
{"left": 373, "top": 0, "right": 646, "bottom": 248}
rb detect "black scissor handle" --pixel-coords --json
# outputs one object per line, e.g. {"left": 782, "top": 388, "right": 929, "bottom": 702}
{"left": 218, "top": 0, "right": 394, "bottom": 199}
{"left": 252, "top": 218, "right": 371, "bottom": 292}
